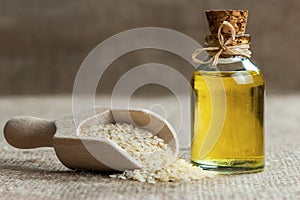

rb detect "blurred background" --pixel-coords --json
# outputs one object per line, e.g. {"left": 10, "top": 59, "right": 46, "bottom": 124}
{"left": 0, "top": 0, "right": 299, "bottom": 95}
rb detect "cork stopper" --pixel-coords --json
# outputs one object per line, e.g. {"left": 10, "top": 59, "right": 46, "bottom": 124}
{"left": 206, "top": 10, "right": 248, "bottom": 34}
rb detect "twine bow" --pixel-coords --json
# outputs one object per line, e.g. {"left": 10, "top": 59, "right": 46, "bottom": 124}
{"left": 192, "top": 21, "right": 252, "bottom": 66}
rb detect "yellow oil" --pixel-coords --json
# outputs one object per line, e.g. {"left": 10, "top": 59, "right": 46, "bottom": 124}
{"left": 191, "top": 69, "right": 265, "bottom": 173}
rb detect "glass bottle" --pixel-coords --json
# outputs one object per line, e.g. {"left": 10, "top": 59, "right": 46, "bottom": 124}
{"left": 191, "top": 10, "right": 265, "bottom": 174}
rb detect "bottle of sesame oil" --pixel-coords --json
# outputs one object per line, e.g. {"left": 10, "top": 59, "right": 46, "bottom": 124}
{"left": 191, "top": 10, "right": 265, "bottom": 173}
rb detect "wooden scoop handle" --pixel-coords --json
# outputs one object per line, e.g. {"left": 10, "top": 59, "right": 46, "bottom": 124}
{"left": 4, "top": 116, "right": 56, "bottom": 149}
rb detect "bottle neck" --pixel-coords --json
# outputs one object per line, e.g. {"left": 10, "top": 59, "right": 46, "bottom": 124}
{"left": 197, "top": 56, "right": 259, "bottom": 72}
{"left": 216, "top": 56, "right": 246, "bottom": 64}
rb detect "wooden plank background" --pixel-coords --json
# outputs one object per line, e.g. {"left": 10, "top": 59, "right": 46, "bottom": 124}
{"left": 0, "top": 0, "right": 299, "bottom": 95}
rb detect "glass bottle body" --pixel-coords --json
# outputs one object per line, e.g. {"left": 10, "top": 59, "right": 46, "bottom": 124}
{"left": 191, "top": 56, "right": 265, "bottom": 173}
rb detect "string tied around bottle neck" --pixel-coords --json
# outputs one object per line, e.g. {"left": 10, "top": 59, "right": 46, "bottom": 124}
{"left": 192, "top": 21, "right": 252, "bottom": 66}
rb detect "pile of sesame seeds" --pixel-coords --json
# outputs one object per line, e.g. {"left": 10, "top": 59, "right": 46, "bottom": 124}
{"left": 80, "top": 123, "right": 213, "bottom": 183}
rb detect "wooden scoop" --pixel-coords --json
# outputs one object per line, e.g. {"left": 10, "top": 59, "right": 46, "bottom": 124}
{"left": 3, "top": 108, "right": 178, "bottom": 172}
